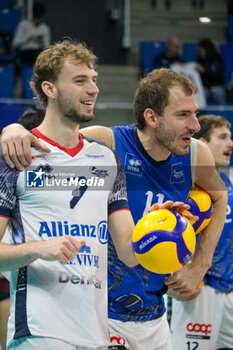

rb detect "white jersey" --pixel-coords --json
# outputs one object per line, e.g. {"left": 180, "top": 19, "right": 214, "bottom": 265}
{"left": 0, "top": 129, "right": 129, "bottom": 348}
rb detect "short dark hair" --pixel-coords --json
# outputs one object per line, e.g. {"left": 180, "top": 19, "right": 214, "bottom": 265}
{"left": 133, "top": 68, "right": 197, "bottom": 130}
{"left": 18, "top": 105, "right": 45, "bottom": 130}
{"left": 194, "top": 114, "right": 231, "bottom": 141}
{"left": 33, "top": 2, "right": 46, "bottom": 18}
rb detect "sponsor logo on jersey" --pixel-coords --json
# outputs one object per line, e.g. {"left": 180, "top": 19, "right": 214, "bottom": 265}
{"left": 170, "top": 163, "right": 185, "bottom": 183}
{"left": 68, "top": 244, "right": 100, "bottom": 268}
{"left": 58, "top": 271, "right": 102, "bottom": 289}
{"left": 89, "top": 166, "right": 109, "bottom": 178}
{"left": 38, "top": 220, "right": 108, "bottom": 244}
{"left": 186, "top": 322, "right": 212, "bottom": 339}
{"left": 85, "top": 154, "right": 105, "bottom": 158}
{"left": 124, "top": 153, "right": 143, "bottom": 176}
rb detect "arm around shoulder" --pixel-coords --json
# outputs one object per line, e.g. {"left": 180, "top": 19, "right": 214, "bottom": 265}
{"left": 80, "top": 125, "right": 113, "bottom": 148}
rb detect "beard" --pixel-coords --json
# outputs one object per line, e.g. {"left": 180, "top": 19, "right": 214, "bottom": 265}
{"left": 156, "top": 118, "right": 189, "bottom": 156}
{"left": 56, "top": 89, "right": 94, "bottom": 125}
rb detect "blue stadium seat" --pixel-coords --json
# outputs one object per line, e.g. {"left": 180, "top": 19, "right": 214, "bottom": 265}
{"left": 140, "top": 41, "right": 166, "bottom": 74}
{"left": 0, "top": 103, "right": 24, "bottom": 132}
{"left": 182, "top": 42, "right": 198, "bottom": 62}
{"left": 0, "top": 65, "right": 15, "bottom": 98}
{"left": 0, "top": 8, "right": 21, "bottom": 35}
{"left": 21, "top": 64, "right": 34, "bottom": 99}
{"left": 220, "top": 43, "right": 233, "bottom": 84}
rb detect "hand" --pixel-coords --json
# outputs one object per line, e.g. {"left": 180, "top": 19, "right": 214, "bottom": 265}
{"left": 167, "top": 288, "right": 201, "bottom": 301}
{"left": 36, "top": 236, "right": 85, "bottom": 264}
{"left": 1, "top": 123, "right": 51, "bottom": 171}
{"left": 28, "top": 34, "right": 43, "bottom": 44}
{"left": 164, "top": 261, "right": 205, "bottom": 298}
{"left": 150, "top": 201, "right": 199, "bottom": 223}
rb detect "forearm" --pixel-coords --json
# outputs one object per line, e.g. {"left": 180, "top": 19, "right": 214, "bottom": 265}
{"left": 0, "top": 241, "right": 39, "bottom": 271}
{"left": 117, "top": 238, "right": 138, "bottom": 267}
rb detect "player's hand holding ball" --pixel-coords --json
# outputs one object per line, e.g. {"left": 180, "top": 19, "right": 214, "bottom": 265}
{"left": 132, "top": 201, "right": 196, "bottom": 274}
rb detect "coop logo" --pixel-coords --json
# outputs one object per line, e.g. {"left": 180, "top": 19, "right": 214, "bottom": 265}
{"left": 124, "top": 153, "right": 143, "bottom": 176}
{"left": 186, "top": 322, "right": 212, "bottom": 336}
{"left": 26, "top": 169, "right": 45, "bottom": 187}
{"left": 110, "top": 335, "right": 126, "bottom": 346}
{"left": 170, "top": 163, "right": 185, "bottom": 183}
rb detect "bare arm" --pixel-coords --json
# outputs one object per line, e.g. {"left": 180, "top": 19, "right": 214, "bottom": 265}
{"left": 0, "top": 217, "right": 85, "bottom": 271}
{"left": 80, "top": 125, "right": 113, "bottom": 148}
{"left": 108, "top": 210, "right": 138, "bottom": 267}
{"left": 166, "top": 140, "right": 227, "bottom": 299}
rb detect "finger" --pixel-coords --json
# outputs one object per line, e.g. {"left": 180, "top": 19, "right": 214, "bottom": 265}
{"left": 11, "top": 138, "right": 31, "bottom": 168}
{"left": 182, "top": 214, "right": 199, "bottom": 223}
{"left": 172, "top": 203, "right": 190, "bottom": 211}
{"left": 160, "top": 200, "right": 174, "bottom": 209}
{"left": 150, "top": 203, "right": 159, "bottom": 212}
{"left": 21, "top": 136, "right": 34, "bottom": 164}
{"left": 7, "top": 141, "right": 25, "bottom": 171}
{"left": 31, "top": 138, "right": 51, "bottom": 153}
{"left": 2, "top": 141, "right": 15, "bottom": 169}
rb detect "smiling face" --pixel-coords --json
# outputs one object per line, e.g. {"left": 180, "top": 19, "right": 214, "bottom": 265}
{"left": 207, "top": 126, "right": 233, "bottom": 167}
{"left": 53, "top": 59, "right": 99, "bottom": 125}
{"left": 155, "top": 85, "right": 200, "bottom": 156}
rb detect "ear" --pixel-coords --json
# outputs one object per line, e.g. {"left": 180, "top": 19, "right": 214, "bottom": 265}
{"left": 143, "top": 108, "right": 158, "bottom": 128}
{"left": 41, "top": 81, "right": 57, "bottom": 100}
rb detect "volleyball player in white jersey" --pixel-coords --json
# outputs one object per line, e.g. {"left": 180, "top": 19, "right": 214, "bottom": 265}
{"left": 0, "top": 40, "right": 138, "bottom": 350}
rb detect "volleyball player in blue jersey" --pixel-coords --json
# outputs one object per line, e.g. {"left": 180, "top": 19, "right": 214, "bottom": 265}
{"left": 1, "top": 69, "right": 227, "bottom": 349}
{"left": 170, "top": 114, "right": 233, "bottom": 350}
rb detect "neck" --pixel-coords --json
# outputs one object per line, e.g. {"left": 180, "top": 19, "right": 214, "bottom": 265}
{"left": 137, "top": 128, "right": 171, "bottom": 161}
{"left": 37, "top": 106, "right": 80, "bottom": 148}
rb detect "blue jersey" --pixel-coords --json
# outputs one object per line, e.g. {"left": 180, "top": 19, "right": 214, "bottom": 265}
{"left": 204, "top": 172, "right": 233, "bottom": 293}
{"left": 108, "top": 124, "right": 196, "bottom": 322}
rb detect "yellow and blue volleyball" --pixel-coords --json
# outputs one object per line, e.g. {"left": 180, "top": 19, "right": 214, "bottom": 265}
{"left": 185, "top": 185, "right": 213, "bottom": 234}
{"left": 132, "top": 209, "right": 196, "bottom": 274}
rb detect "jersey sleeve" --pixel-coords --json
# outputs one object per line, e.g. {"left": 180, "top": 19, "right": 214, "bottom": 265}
{"left": 0, "top": 150, "right": 19, "bottom": 218}
{"left": 108, "top": 150, "right": 129, "bottom": 215}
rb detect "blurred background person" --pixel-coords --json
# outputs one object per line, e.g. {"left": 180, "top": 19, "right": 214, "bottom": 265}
{"left": 153, "top": 35, "right": 183, "bottom": 69}
{"left": 12, "top": 2, "right": 51, "bottom": 65}
{"left": 196, "top": 38, "right": 226, "bottom": 105}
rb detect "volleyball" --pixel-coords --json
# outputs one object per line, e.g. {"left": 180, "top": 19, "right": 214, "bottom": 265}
{"left": 132, "top": 209, "right": 196, "bottom": 274}
{"left": 184, "top": 185, "right": 213, "bottom": 234}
